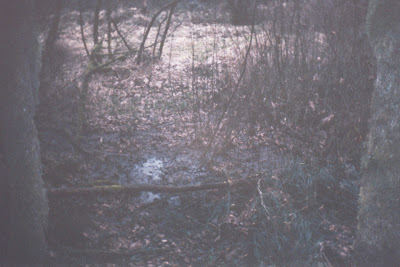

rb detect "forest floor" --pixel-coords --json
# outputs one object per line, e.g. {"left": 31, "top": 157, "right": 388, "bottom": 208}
{"left": 38, "top": 1, "right": 358, "bottom": 266}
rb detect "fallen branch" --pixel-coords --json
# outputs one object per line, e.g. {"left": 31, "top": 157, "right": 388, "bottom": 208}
{"left": 48, "top": 178, "right": 257, "bottom": 198}
{"left": 54, "top": 246, "right": 168, "bottom": 262}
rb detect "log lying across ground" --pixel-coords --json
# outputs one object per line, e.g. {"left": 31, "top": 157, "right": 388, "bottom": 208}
{"left": 48, "top": 178, "right": 257, "bottom": 198}
{"left": 55, "top": 246, "right": 167, "bottom": 261}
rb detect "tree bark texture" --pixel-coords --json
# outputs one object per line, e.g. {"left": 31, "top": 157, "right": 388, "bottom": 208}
{"left": 356, "top": 0, "right": 400, "bottom": 265}
{"left": 0, "top": 0, "right": 49, "bottom": 263}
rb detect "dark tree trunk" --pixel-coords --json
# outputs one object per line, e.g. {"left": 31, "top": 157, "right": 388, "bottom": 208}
{"left": 106, "top": 1, "right": 113, "bottom": 60}
{"left": 0, "top": 0, "right": 49, "bottom": 264}
{"left": 79, "top": 3, "right": 90, "bottom": 58}
{"left": 355, "top": 0, "right": 400, "bottom": 265}
{"left": 158, "top": 3, "right": 176, "bottom": 60}
{"left": 93, "top": 0, "right": 102, "bottom": 46}
{"left": 136, "top": 0, "right": 181, "bottom": 65}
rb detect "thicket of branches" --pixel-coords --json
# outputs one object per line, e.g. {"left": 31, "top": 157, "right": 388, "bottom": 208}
{"left": 219, "top": 0, "right": 375, "bottom": 167}
{"left": 35, "top": 1, "right": 376, "bottom": 264}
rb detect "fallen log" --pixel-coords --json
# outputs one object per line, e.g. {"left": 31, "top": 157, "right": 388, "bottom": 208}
{"left": 48, "top": 178, "right": 257, "bottom": 198}
{"left": 52, "top": 246, "right": 169, "bottom": 263}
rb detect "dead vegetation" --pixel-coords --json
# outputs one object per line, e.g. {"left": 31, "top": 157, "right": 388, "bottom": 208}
{"left": 37, "top": 0, "right": 373, "bottom": 265}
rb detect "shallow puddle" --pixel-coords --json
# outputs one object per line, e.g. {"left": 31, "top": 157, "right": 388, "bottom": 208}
{"left": 131, "top": 157, "right": 165, "bottom": 203}
{"left": 141, "top": 157, "right": 164, "bottom": 181}
{"left": 130, "top": 157, "right": 165, "bottom": 183}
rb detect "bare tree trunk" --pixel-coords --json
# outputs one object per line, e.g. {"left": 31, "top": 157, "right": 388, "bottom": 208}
{"left": 355, "top": 0, "right": 400, "bottom": 265}
{"left": 92, "top": 0, "right": 103, "bottom": 64}
{"left": 93, "top": 0, "right": 102, "bottom": 46}
{"left": 106, "top": 1, "right": 113, "bottom": 59}
{"left": 136, "top": 0, "right": 181, "bottom": 65}
{"left": 158, "top": 3, "right": 176, "bottom": 59}
{"left": 0, "top": 0, "right": 48, "bottom": 263}
{"left": 153, "top": 13, "right": 168, "bottom": 57}
{"left": 0, "top": 154, "right": 9, "bottom": 262}
{"left": 79, "top": 4, "right": 90, "bottom": 58}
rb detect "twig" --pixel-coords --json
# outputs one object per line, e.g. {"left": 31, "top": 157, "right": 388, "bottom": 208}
{"left": 42, "top": 39, "right": 158, "bottom": 105}
{"left": 111, "top": 18, "right": 133, "bottom": 53}
{"left": 320, "top": 243, "right": 334, "bottom": 267}
{"left": 257, "top": 179, "right": 270, "bottom": 216}
{"left": 201, "top": 0, "right": 258, "bottom": 161}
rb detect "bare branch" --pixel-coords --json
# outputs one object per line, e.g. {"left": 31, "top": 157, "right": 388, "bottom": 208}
{"left": 111, "top": 18, "right": 133, "bottom": 53}
{"left": 201, "top": 0, "right": 258, "bottom": 161}
{"left": 158, "top": 3, "right": 177, "bottom": 59}
{"left": 79, "top": 6, "right": 90, "bottom": 58}
{"left": 136, "top": 0, "right": 181, "bottom": 64}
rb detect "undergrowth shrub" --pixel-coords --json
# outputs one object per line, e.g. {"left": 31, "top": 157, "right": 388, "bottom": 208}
{"left": 222, "top": 0, "right": 375, "bottom": 168}
{"left": 250, "top": 160, "right": 359, "bottom": 265}
{"left": 251, "top": 162, "right": 320, "bottom": 264}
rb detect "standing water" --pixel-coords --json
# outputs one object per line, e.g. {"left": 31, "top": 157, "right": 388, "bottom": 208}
{"left": 141, "top": 158, "right": 164, "bottom": 181}
{"left": 132, "top": 157, "right": 164, "bottom": 203}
